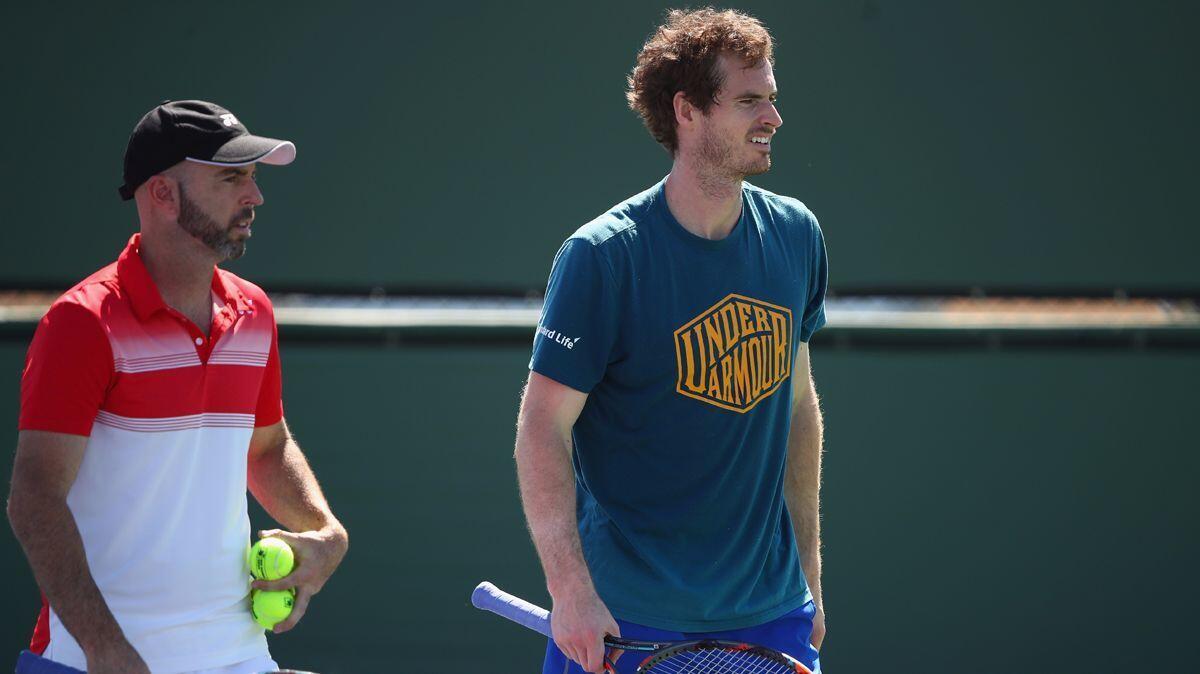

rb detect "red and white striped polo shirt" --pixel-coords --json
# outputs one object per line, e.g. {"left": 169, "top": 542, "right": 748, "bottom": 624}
{"left": 19, "top": 233, "right": 281, "bottom": 673}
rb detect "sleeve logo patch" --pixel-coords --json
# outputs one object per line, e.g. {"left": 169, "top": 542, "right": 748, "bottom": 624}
{"left": 537, "top": 324, "right": 582, "bottom": 350}
{"left": 674, "top": 293, "right": 792, "bottom": 413}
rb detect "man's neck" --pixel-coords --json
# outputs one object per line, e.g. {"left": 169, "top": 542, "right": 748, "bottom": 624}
{"left": 138, "top": 228, "right": 218, "bottom": 329}
{"left": 663, "top": 158, "right": 744, "bottom": 241}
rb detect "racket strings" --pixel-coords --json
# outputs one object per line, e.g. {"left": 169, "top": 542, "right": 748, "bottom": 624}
{"left": 647, "top": 646, "right": 795, "bottom": 674}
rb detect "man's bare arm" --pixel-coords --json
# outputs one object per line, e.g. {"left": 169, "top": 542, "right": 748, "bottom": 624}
{"left": 6, "top": 430, "right": 149, "bottom": 673}
{"left": 783, "top": 342, "right": 826, "bottom": 648}
{"left": 515, "top": 371, "right": 619, "bottom": 674}
{"left": 246, "top": 419, "right": 348, "bottom": 633}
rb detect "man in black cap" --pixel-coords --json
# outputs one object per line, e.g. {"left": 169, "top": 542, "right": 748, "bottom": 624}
{"left": 8, "top": 100, "right": 348, "bottom": 674}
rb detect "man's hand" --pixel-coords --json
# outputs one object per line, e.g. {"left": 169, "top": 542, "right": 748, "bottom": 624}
{"left": 250, "top": 526, "right": 348, "bottom": 633}
{"left": 550, "top": 586, "right": 621, "bottom": 674}
{"left": 810, "top": 602, "right": 826, "bottom": 650}
{"left": 86, "top": 640, "right": 151, "bottom": 674}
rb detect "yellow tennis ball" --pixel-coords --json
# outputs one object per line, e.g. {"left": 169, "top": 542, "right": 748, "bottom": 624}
{"left": 249, "top": 537, "right": 295, "bottom": 581}
{"left": 251, "top": 589, "right": 295, "bottom": 630}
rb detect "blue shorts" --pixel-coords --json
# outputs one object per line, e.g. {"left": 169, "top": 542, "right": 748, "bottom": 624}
{"left": 542, "top": 601, "right": 822, "bottom": 673}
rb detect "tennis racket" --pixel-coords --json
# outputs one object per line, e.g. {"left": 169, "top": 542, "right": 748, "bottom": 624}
{"left": 471, "top": 581, "right": 813, "bottom": 674}
{"left": 14, "top": 650, "right": 317, "bottom": 674}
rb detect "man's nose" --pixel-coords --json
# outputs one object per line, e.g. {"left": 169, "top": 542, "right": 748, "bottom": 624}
{"left": 763, "top": 102, "right": 782, "bottom": 129}
{"left": 245, "top": 180, "right": 265, "bottom": 207}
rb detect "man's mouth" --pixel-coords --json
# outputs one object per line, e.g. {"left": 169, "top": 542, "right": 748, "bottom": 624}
{"left": 231, "top": 212, "right": 255, "bottom": 233}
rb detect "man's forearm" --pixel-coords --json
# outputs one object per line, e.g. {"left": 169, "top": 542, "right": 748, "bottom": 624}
{"left": 248, "top": 435, "right": 343, "bottom": 537}
{"left": 785, "top": 385, "right": 825, "bottom": 607}
{"left": 514, "top": 421, "right": 595, "bottom": 600}
{"left": 8, "top": 492, "right": 131, "bottom": 656}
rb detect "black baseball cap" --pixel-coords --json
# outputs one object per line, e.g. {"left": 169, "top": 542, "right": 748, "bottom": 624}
{"left": 118, "top": 100, "right": 296, "bottom": 200}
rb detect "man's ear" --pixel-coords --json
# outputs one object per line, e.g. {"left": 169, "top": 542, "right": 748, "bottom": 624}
{"left": 144, "top": 174, "right": 180, "bottom": 217}
{"left": 673, "top": 90, "right": 697, "bottom": 127}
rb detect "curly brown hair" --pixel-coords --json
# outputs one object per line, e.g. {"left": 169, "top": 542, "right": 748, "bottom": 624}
{"left": 627, "top": 8, "right": 774, "bottom": 155}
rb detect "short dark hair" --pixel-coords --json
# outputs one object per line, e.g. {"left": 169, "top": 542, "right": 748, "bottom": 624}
{"left": 626, "top": 8, "right": 774, "bottom": 154}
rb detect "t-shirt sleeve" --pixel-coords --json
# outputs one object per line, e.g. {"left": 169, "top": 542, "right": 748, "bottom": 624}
{"left": 255, "top": 319, "right": 284, "bottom": 427}
{"left": 19, "top": 302, "right": 113, "bottom": 436}
{"left": 799, "top": 216, "right": 829, "bottom": 343}
{"left": 529, "top": 238, "right": 620, "bottom": 393}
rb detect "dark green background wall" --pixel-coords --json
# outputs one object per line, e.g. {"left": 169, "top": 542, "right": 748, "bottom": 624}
{"left": 2, "top": 342, "right": 1196, "bottom": 672}
{"left": 2, "top": 1, "right": 1196, "bottom": 291}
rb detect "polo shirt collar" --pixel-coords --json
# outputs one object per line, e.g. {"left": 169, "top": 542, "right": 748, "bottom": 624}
{"left": 212, "top": 268, "right": 252, "bottom": 313}
{"left": 116, "top": 233, "right": 250, "bottom": 320}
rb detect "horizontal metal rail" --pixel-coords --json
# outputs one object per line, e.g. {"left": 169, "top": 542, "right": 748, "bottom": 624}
{"left": 2, "top": 292, "right": 1197, "bottom": 349}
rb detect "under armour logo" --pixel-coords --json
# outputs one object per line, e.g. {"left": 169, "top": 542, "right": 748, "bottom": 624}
{"left": 219, "top": 113, "right": 239, "bottom": 127}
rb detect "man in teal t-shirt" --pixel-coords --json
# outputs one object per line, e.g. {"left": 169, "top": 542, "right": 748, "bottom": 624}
{"left": 515, "top": 9, "right": 828, "bottom": 674}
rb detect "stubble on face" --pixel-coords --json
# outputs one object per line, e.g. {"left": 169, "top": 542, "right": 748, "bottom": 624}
{"left": 177, "top": 184, "right": 251, "bottom": 261}
{"left": 696, "top": 118, "right": 772, "bottom": 178}
{"left": 692, "top": 116, "right": 772, "bottom": 199}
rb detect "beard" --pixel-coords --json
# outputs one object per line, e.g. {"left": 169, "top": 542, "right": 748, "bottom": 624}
{"left": 177, "top": 185, "right": 251, "bottom": 261}
{"left": 696, "top": 122, "right": 772, "bottom": 182}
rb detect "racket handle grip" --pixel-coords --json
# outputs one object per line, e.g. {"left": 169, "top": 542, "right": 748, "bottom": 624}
{"left": 472, "top": 581, "right": 554, "bottom": 640}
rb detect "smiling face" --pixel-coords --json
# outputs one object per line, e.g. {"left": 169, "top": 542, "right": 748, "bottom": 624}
{"left": 174, "top": 163, "right": 264, "bottom": 261}
{"left": 690, "top": 55, "right": 783, "bottom": 179}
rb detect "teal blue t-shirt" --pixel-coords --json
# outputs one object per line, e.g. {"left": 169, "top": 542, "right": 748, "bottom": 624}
{"left": 529, "top": 179, "right": 828, "bottom": 632}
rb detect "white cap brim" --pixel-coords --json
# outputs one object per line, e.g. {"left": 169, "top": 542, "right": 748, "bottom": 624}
{"left": 186, "top": 136, "right": 297, "bottom": 167}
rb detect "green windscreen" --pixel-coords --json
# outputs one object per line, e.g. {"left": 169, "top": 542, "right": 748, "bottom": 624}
{"left": 2, "top": 1, "right": 1195, "bottom": 291}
